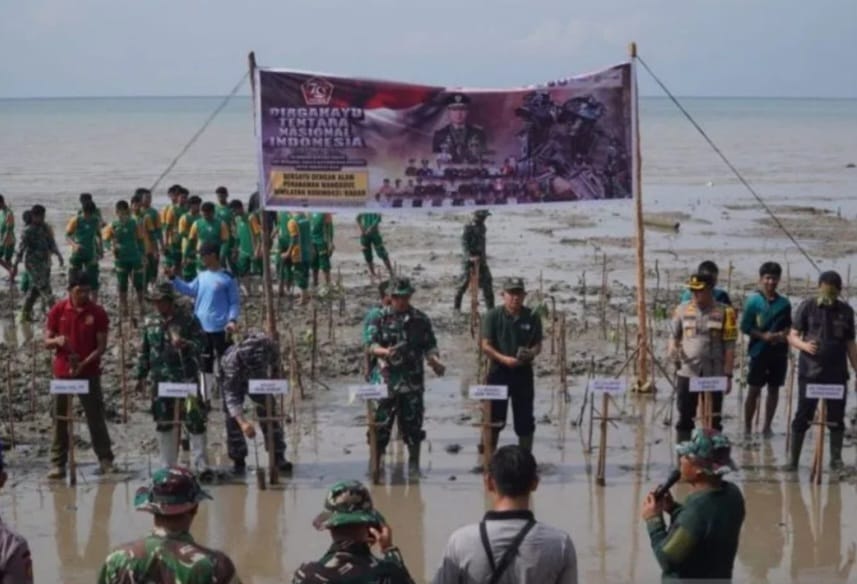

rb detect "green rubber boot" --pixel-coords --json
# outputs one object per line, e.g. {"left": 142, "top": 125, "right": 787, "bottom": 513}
{"left": 829, "top": 430, "right": 845, "bottom": 471}
{"left": 518, "top": 435, "right": 534, "bottom": 452}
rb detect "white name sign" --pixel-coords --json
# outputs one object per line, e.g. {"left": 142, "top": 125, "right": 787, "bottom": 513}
{"left": 589, "top": 378, "right": 628, "bottom": 395}
{"left": 806, "top": 384, "right": 845, "bottom": 400}
{"left": 469, "top": 385, "right": 509, "bottom": 400}
{"left": 348, "top": 384, "right": 388, "bottom": 401}
{"left": 50, "top": 379, "right": 89, "bottom": 395}
{"left": 248, "top": 379, "right": 289, "bottom": 395}
{"left": 158, "top": 383, "right": 197, "bottom": 398}
{"left": 689, "top": 377, "right": 728, "bottom": 393}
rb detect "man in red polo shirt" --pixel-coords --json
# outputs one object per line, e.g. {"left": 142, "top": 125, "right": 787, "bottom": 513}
{"left": 45, "top": 270, "right": 115, "bottom": 479}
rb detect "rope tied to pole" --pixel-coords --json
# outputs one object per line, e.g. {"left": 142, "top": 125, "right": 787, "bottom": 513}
{"left": 635, "top": 55, "right": 821, "bottom": 273}
{"left": 148, "top": 71, "right": 250, "bottom": 193}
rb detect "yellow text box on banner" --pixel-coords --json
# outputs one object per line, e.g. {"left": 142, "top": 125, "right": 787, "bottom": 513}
{"left": 271, "top": 171, "right": 368, "bottom": 200}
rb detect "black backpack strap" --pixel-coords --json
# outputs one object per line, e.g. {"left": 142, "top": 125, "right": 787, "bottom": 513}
{"left": 481, "top": 518, "right": 537, "bottom": 584}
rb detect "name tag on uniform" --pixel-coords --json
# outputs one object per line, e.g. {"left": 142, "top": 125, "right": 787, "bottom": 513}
{"left": 50, "top": 380, "right": 89, "bottom": 395}
{"left": 348, "top": 384, "right": 388, "bottom": 402}
{"left": 689, "top": 377, "right": 728, "bottom": 393}
{"left": 469, "top": 385, "right": 508, "bottom": 400}
{"left": 248, "top": 379, "right": 289, "bottom": 395}
{"left": 806, "top": 384, "right": 845, "bottom": 400}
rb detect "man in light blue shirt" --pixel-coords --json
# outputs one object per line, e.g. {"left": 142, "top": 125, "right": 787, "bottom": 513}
{"left": 169, "top": 241, "right": 243, "bottom": 473}
{"left": 679, "top": 260, "right": 732, "bottom": 306}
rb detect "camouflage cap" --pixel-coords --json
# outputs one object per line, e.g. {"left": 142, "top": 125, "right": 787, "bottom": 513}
{"left": 312, "top": 480, "right": 385, "bottom": 530}
{"left": 134, "top": 466, "right": 212, "bottom": 516}
{"left": 503, "top": 277, "right": 526, "bottom": 293}
{"left": 473, "top": 209, "right": 491, "bottom": 220}
{"left": 145, "top": 281, "right": 177, "bottom": 302}
{"left": 676, "top": 428, "right": 737, "bottom": 476}
{"left": 390, "top": 277, "right": 414, "bottom": 297}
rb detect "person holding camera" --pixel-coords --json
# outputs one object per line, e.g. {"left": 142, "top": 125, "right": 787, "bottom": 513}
{"left": 480, "top": 278, "right": 542, "bottom": 453}
{"left": 292, "top": 480, "right": 414, "bottom": 584}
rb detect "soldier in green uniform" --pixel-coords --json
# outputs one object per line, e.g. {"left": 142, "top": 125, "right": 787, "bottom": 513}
{"left": 229, "top": 200, "right": 263, "bottom": 278}
{"left": 17, "top": 210, "right": 31, "bottom": 293}
{"left": 363, "top": 280, "right": 391, "bottom": 382}
{"left": 367, "top": 278, "right": 445, "bottom": 473}
{"left": 12, "top": 205, "right": 64, "bottom": 322}
{"left": 356, "top": 213, "right": 393, "bottom": 281}
{"left": 135, "top": 283, "right": 210, "bottom": 475}
{"left": 66, "top": 200, "right": 102, "bottom": 301}
{"left": 453, "top": 209, "right": 494, "bottom": 311}
{"left": 179, "top": 195, "right": 202, "bottom": 281}
{"left": 137, "top": 188, "right": 163, "bottom": 289}
{"left": 310, "top": 212, "right": 335, "bottom": 290}
{"left": 276, "top": 211, "right": 294, "bottom": 297}
{"left": 292, "top": 480, "right": 414, "bottom": 584}
{"left": 283, "top": 212, "right": 313, "bottom": 304}
{"left": 215, "top": 186, "right": 235, "bottom": 271}
{"left": 102, "top": 200, "right": 146, "bottom": 319}
{"left": 98, "top": 466, "right": 241, "bottom": 584}
{"left": 0, "top": 194, "right": 15, "bottom": 276}
{"left": 642, "top": 429, "right": 745, "bottom": 581}
{"left": 161, "top": 185, "right": 187, "bottom": 275}
{"left": 187, "top": 202, "right": 230, "bottom": 271}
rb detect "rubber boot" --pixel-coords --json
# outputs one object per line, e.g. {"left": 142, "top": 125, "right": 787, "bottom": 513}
{"left": 518, "top": 435, "right": 534, "bottom": 452}
{"left": 157, "top": 428, "right": 179, "bottom": 467}
{"left": 407, "top": 443, "right": 421, "bottom": 476}
{"left": 829, "top": 430, "right": 845, "bottom": 471}
{"left": 786, "top": 431, "right": 806, "bottom": 472}
{"left": 189, "top": 432, "right": 210, "bottom": 473}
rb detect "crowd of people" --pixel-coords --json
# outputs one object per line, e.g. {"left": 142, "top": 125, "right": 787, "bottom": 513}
{"left": 1, "top": 184, "right": 856, "bottom": 582}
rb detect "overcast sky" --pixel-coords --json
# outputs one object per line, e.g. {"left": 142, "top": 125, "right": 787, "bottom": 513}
{"left": 1, "top": 0, "right": 854, "bottom": 98}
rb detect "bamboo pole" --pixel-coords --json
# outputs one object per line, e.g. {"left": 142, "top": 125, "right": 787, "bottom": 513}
{"left": 311, "top": 304, "right": 318, "bottom": 381}
{"left": 119, "top": 317, "right": 129, "bottom": 424}
{"left": 630, "top": 42, "right": 649, "bottom": 392}
{"left": 266, "top": 395, "right": 279, "bottom": 485}
{"left": 5, "top": 357, "right": 14, "bottom": 447}
{"left": 368, "top": 400, "right": 380, "bottom": 484}
{"left": 67, "top": 396, "right": 77, "bottom": 487}
{"left": 470, "top": 261, "right": 480, "bottom": 339}
{"left": 482, "top": 400, "right": 492, "bottom": 472}
{"left": 784, "top": 355, "right": 796, "bottom": 455}
{"left": 600, "top": 253, "right": 608, "bottom": 340}
{"left": 30, "top": 339, "right": 36, "bottom": 417}
{"left": 248, "top": 52, "right": 278, "bottom": 341}
{"left": 810, "top": 400, "right": 826, "bottom": 486}
{"left": 596, "top": 393, "right": 609, "bottom": 486}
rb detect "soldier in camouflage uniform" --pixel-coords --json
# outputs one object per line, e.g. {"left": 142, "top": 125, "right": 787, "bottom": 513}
{"left": 367, "top": 278, "right": 445, "bottom": 473}
{"left": 292, "top": 480, "right": 414, "bottom": 584}
{"left": 12, "top": 204, "right": 64, "bottom": 322}
{"left": 363, "top": 280, "right": 391, "bottom": 382}
{"left": 221, "top": 331, "right": 292, "bottom": 475}
{"left": 0, "top": 194, "right": 15, "bottom": 276}
{"left": 453, "top": 209, "right": 494, "bottom": 312}
{"left": 98, "top": 466, "right": 241, "bottom": 584}
{"left": 135, "top": 283, "right": 211, "bottom": 477}
{"left": 0, "top": 440, "right": 34, "bottom": 584}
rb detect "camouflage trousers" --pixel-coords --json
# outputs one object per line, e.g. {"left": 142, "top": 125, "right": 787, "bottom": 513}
{"left": 453, "top": 260, "right": 494, "bottom": 310}
{"left": 22, "top": 258, "right": 53, "bottom": 316}
{"left": 224, "top": 395, "right": 286, "bottom": 462}
{"left": 150, "top": 383, "right": 208, "bottom": 435}
{"left": 373, "top": 390, "right": 425, "bottom": 451}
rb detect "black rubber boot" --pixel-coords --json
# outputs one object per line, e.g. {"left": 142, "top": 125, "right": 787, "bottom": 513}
{"left": 785, "top": 431, "right": 806, "bottom": 472}
{"left": 407, "top": 443, "right": 421, "bottom": 476}
{"left": 829, "top": 430, "right": 845, "bottom": 471}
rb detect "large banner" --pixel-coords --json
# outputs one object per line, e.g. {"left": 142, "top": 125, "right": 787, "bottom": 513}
{"left": 255, "top": 62, "right": 636, "bottom": 210}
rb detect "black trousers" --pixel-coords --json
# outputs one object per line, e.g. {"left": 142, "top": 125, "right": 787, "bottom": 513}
{"left": 487, "top": 365, "right": 535, "bottom": 437}
{"left": 791, "top": 379, "right": 848, "bottom": 434}
{"left": 226, "top": 394, "right": 286, "bottom": 462}
{"left": 675, "top": 376, "right": 724, "bottom": 433}
{"left": 202, "top": 331, "right": 246, "bottom": 462}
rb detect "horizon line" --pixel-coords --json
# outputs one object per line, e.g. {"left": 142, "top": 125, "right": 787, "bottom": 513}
{"left": 0, "top": 93, "right": 856, "bottom": 101}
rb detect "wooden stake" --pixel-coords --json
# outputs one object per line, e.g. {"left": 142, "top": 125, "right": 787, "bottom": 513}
{"left": 30, "top": 339, "right": 36, "bottom": 417}
{"left": 810, "top": 400, "right": 826, "bottom": 486}
{"left": 784, "top": 355, "right": 796, "bottom": 455}
{"left": 469, "top": 261, "right": 480, "bottom": 339}
{"left": 600, "top": 253, "right": 608, "bottom": 340}
{"left": 481, "top": 400, "right": 492, "bottom": 472}
{"left": 173, "top": 396, "right": 182, "bottom": 458}
{"left": 248, "top": 51, "right": 278, "bottom": 341}
{"left": 550, "top": 296, "right": 557, "bottom": 356}
{"left": 266, "top": 395, "right": 279, "bottom": 485}
{"left": 630, "top": 42, "right": 649, "bottom": 391}
{"left": 310, "top": 304, "right": 318, "bottom": 381}
{"left": 5, "top": 357, "right": 14, "bottom": 447}
{"left": 596, "top": 393, "right": 609, "bottom": 486}
{"left": 368, "top": 400, "right": 380, "bottom": 484}
{"left": 119, "top": 317, "right": 129, "bottom": 424}
{"left": 67, "top": 396, "right": 77, "bottom": 487}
